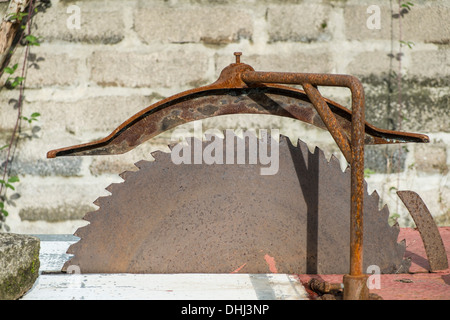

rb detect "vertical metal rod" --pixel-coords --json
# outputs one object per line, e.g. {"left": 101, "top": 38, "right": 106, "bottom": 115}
{"left": 302, "top": 83, "right": 352, "bottom": 164}
{"left": 241, "top": 70, "right": 368, "bottom": 299}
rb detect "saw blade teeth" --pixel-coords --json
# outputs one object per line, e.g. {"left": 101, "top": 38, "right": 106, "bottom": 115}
{"left": 313, "top": 146, "right": 326, "bottom": 160}
{"left": 296, "top": 138, "right": 310, "bottom": 154}
{"left": 105, "top": 183, "right": 122, "bottom": 194}
{"left": 73, "top": 226, "right": 89, "bottom": 239}
{"left": 328, "top": 154, "right": 343, "bottom": 172}
{"left": 119, "top": 170, "right": 135, "bottom": 180}
{"left": 65, "top": 240, "right": 80, "bottom": 255}
{"left": 379, "top": 203, "right": 390, "bottom": 221}
{"left": 150, "top": 150, "right": 170, "bottom": 161}
{"left": 344, "top": 165, "right": 351, "bottom": 174}
{"left": 167, "top": 141, "right": 178, "bottom": 151}
{"left": 134, "top": 160, "right": 151, "bottom": 169}
{"left": 370, "top": 190, "right": 380, "bottom": 202}
{"left": 83, "top": 210, "right": 98, "bottom": 221}
{"left": 93, "top": 196, "right": 110, "bottom": 207}
{"left": 278, "top": 134, "right": 290, "bottom": 146}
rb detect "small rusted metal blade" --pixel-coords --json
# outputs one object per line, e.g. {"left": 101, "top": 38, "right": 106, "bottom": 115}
{"left": 397, "top": 190, "right": 449, "bottom": 271}
{"left": 62, "top": 134, "right": 409, "bottom": 274}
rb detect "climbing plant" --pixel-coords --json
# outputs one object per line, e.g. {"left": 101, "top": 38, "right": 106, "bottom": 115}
{"left": 0, "top": 0, "right": 50, "bottom": 231}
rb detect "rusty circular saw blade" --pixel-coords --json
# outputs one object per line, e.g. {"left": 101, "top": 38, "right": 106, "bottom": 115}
{"left": 63, "top": 133, "right": 410, "bottom": 274}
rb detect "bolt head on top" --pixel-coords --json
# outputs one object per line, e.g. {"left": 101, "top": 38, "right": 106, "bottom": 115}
{"left": 234, "top": 52, "right": 242, "bottom": 64}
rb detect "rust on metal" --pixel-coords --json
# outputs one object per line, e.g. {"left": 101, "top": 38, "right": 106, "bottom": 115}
{"left": 62, "top": 134, "right": 409, "bottom": 274}
{"left": 397, "top": 190, "right": 449, "bottom": 271}
{"left": 47, "top": 60, "right": 428, "bottom": 159}
{"left": 48, "top": 52, "right": 430, "bottom": 300}
{"left": 241, "top": 68, "right": 368, "bottom": 289}
{"left": 309, "top": 278, "right": 344, "bottom": 294}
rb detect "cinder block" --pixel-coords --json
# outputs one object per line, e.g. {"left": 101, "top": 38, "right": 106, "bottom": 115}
{"left": 267, "top": 5, "right": 332, "bottom": 42}
{"left": 344, "top": 3, "right": 450, "bottom": 44}
{"left": 89, "top": 50, "right": 210, "bottom": 88}
{"left": 414, "top": 143, "right": 448, "bottom": 174}
{"left": 0, "top": 90, "right": 22, "bottom": 133}
{"left": 134, "top": 7, "right": 253, "bottom": 44}
{"left": 362, "top": 75, "right": 450, "bottom": 133}
{"left": 31, "top": 1, "right": 125, "bottom": 44}
{"left": 344, "top": 4, "right": 393, "bottom": 41}
{"left": 400, "top": 5, "right": 450, "bottom": 45}
{"left": 25, "top": 51, "right": 79, "bottom": 88}
{"left": 24, "top": 95, "right": 158, "bottom": 137}
{"left": 409, "top": 49, "right": 450, "bottom": 78}
{"left": 365, "top": 144, "right": 408, "bottom": 173}
{"left": 347, "top": 51, "right": 392, "bottom": 76}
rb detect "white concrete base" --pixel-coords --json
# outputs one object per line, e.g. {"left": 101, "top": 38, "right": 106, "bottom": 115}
{"left": 21, "top": 235, "right": 309, "bottom": 300}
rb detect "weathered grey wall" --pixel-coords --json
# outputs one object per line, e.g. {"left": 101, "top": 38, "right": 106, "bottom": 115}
{"left": 0, "top": 0, "right": 449, "bottom": 233}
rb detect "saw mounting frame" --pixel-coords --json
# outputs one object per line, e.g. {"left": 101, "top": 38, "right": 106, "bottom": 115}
{"left": 47, "top": 52, "right": 447, "bottom": 300}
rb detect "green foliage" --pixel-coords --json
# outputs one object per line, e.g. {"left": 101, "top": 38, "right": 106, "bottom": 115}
{"left": 7, "top": 12, "right": 28, "bottom": 22}
{"left": 0, "top": 177, "right": 20, "bottom": 217}
{"left": 22, "top": 112, "right": 40, "bottom": 124}
{"left": 401, "top": 1, "right": 414, "bottom": 11}
{"left": 400, "top": 40, "right": 415, "bottom": 49}
{"left": 0, "top": 176, "right": 20, "bottom": 191}
{"left": 389, "top": 213, "right": 401, "bottom": 226}
{"left": 364, "top": 168, "right": 375, "bottom": 179}
{"left": 1, "top": 1, "right": 46, "bottom": 230}
{"left": 25, "top": 34, "right": 41, "bottom": 46}
{"left": 4, "top": 63, "right": 18, "bottom": 75}
{"left": 4, "top": 63, "right": 25, "bottom": 89}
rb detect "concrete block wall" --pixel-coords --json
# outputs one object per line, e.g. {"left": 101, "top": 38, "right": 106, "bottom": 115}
{"left": 0, "top": 0, "right": 449, "bottom": 233}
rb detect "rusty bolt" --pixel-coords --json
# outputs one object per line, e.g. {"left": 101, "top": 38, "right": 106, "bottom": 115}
{"left": 234, "top": 52, "right": 242, "bottom": 64}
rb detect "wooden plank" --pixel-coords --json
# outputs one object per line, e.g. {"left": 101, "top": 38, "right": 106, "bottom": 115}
{"left": 22, "top": 273, "right": 308, "bottom": 300}
{"left": 22, "top": 235, "right": 308, "bottom": 300}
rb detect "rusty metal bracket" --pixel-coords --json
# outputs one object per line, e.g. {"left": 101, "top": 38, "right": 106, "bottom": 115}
{"left": 47, "top": 52, "right": 430, "bottom": 300}
{"left": 397, "top": 190, "right": 449, "bottom": 271}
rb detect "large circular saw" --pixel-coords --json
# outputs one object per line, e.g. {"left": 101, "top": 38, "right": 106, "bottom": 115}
{"left": 62, "top": 133, "right": 409, "bottom": 275}
{"left": 48, "top": 53, "right": 444, "bottom": 299}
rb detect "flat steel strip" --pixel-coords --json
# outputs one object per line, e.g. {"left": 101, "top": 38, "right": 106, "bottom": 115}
{"left": 397, "top": 190, "right": 449, "bottom": 271}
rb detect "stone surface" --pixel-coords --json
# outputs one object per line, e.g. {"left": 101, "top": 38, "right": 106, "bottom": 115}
{"left": 365, "top": 144, "right": 407, "bottom": 174}
{"left": 31, "top": 1, "right": 125, "bottom": 44}
{"left": 347, "top": 51, "right": 392, "bottom": 77}
{"left": 361, "top": 75, "right": 450, "bottom": 133}
{"left": 19, "top": 204, "right": 95, "bottom": 222}
{"left": 267, "top": 4, "right": 332, "bottom": 42}
{"left": 0, "top": 233, "right": 40, "bottom": 300}
{"left": 134, "top": 7, "right": 253, "bottom": 44}
{"left": 88, "top": 50, "right": 210, "bottom": 88}
{"left": 6, "top": 157, "right": 82, "bottom": 177}
{"left": 409, "top": 49, "right": 450, "bottom": 78}
{"left": 343, "top": 3, "right": 393, "bottom": 41}
{"left": 414, "top": 143, "right": 448, "bottom": 175}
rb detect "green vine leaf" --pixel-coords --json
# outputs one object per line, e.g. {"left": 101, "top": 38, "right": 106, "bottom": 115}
{"left": 4, "top": 63, "right": 18, "bottom": 75}
{"left": 25, "top": 34, "right": 41, "bottom": 46}
{"left": 0, "top": 202, "right": 8, "bottom": 217}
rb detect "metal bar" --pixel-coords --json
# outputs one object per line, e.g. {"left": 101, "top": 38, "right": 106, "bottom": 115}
{"left": 397, "top": 190, "right": 449, "bottom": 271}
{"left": 241, "top": 70, "right": 368, "bottom": 299}
{"left": 302, "top": 83, "right": 352, "bottom": 163}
